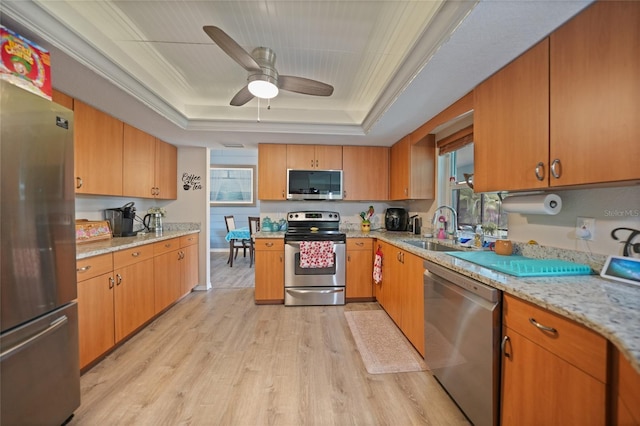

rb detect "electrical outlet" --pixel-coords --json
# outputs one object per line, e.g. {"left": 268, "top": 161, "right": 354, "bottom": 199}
{"left": 576, "top": 217, "right": 595, "bottom": 241}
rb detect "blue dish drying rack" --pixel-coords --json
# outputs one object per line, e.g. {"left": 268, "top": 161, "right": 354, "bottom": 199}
{"left": 447, "top": 251, "right": 592, "bottom": 277}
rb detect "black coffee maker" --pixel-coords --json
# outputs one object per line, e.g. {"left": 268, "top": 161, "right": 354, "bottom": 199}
{"left": 105, "top": 202, "right": 138, "bottom": 237}
{"left": 385, "top": 208, "right": 409, "bottom": 231}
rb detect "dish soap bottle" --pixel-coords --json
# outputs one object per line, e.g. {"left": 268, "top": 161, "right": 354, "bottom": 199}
{"left": 474, "top": 224, "right": 484, "bottom": 248}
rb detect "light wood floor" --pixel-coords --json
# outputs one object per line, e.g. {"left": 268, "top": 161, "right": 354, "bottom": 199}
{"left": 70, "top": 253, "right": 469, "bottom": 425}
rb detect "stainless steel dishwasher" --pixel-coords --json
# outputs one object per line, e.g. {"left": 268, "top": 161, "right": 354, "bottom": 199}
{"left": 423, "top": 260, "right": 502, "bottom": 426}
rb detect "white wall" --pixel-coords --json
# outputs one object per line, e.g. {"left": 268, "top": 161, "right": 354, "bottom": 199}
{"left": 508, "top": 186, "right": 640, "bottom": 256}
{"left": 172, "top": 147, "right": 211, "bottom": 290}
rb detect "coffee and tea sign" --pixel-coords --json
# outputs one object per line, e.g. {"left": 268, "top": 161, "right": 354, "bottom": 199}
{"left": 182, "top": 173, "right": 202, "bottom": 191}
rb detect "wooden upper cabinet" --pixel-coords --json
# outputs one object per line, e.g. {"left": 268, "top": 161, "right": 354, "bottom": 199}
{"left": 390, "top": 136, "right": 411, "bottom": 199}
{"left": 390, "top": 134, "right": 435, "bottom": 200}
{"left": 154, "top": 139, "right": 177, "bottom": 200}
{"left": 286, "top": 144, "right": 342, "bottom": 169}
{"left": 342, "top": 146, "right": 389, "bottom": 200}
{"left": 474, "top": 38, "right": 550, "bottom": 193}
{"left": 258, "top": 143, "right": 287, "bottom": 200}
{"left": 123, "top": 124, "right": 156, "bottom": 198}
{"left": 74, "top": 100, "right": 124, "bottom": 196}
{"left": 52, "top": 89, "right": 73, "bottom": 110}
{"left": 122, "top": 126, "right": 177, "bottom": 199}
{"left": 549, "top": 1, "right": 640, "bottom": 186}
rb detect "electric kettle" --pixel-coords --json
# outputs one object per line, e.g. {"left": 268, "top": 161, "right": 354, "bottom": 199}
{"left": 143, "top": 213, "right": 163, "bottom": 234}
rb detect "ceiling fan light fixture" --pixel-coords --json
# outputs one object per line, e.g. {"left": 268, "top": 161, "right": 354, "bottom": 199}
{"left": 248, "top": 75, "right": 279, "bottom": 99}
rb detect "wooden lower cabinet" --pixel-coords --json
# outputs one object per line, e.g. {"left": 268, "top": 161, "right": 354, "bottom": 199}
{"left": 254, "top": 239, "right": 284, "bottom": 303}
{"left": 77, "top": 271, "right": 115, "bottom": 369}
{"left": 113, "top": 259, "right": 155, "bottom": 342}
{"left": 77, "top": 234, "right": 199, "bottom": 369}
{"left": 399, "top": 250, "right": 424, "bottom": 356}
{"left": 346, "top": 238, "right": 373, "bottom": 300}
{"left": 153, "top": 238, "right": 183, "bottom": 313}
{"left": 501, "top": 294, "right": 607, "bottom": 425}
{"left": 612, "top": 347, "right": 640, "bottom": 425}
{"left": 375, "top": 240, "right": 424, "bottom": 354}
{"left": 180, "top": 234, "right": 200, "bottom": 295}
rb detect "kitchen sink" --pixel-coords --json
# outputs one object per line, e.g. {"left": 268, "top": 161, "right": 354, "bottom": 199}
{"left": 402, "top": 240, "right": 461, "bottom": 251}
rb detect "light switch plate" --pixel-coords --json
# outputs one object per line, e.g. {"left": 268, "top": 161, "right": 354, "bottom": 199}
{"left": 576, "top": 217, "right": 595, "bottom": 241}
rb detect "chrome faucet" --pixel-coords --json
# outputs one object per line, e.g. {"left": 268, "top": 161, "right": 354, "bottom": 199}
{"left": 432, "top": 205, "right": 458, "bottom": 236}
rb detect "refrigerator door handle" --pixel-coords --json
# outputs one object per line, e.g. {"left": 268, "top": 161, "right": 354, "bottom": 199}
{"left": 0, "top": 316, "right": 68, "bottom": 361}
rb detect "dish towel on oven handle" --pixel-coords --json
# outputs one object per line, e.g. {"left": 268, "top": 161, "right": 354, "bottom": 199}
{"left": 299, "top": 241, "right": 335, "bottom": 268}
{"left": 373, "top": 246, "right": 383, "bottom": 284}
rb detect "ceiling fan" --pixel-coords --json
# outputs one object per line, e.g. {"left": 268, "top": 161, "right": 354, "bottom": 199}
{"left": 203, "top": 26, "right": 334, "bottom": 106}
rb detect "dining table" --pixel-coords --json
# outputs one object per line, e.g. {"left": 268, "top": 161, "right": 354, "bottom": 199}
{"left": 225, "top": 227, "right": 251, "bottom": 267}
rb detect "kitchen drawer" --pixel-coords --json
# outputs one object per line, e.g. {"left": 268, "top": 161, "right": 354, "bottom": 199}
{"left": 153, "top": 238, "right": 180, "bottom": 256}
{"left": 76, "top": 253, "right": 113, "bottom": 282}
{"left": 254, "top": 239, "right": 284, "bottom": 251}
{"left": 180, "top": 233, "right": 199, "bottom": 247}
{"left": 503, "top": 294, "right": 607, "bottom": 382}
{"left": 347, "top": 238, "right": 372, "bottom": 251}
{"left": 113, "top": 245, "right": 154, "bottom": 269}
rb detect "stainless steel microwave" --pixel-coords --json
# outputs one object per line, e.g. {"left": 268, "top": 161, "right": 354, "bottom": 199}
{"left": 287, "top": 169, "right": 343, "bottom": 200}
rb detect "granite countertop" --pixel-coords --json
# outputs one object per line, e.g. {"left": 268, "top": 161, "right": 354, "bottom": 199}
{"left": 76, "top": 224, "right": 200, "bottom": 260}
{"left": 256, "top": 228, "right": 640, "bottom": 372}
{"left": 372, "top": 230, "right": 640, "bottom": 374}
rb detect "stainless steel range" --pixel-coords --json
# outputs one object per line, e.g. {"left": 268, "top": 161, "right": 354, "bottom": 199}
{"left": 284, "top": 211, "right": 346, "bottom": 306}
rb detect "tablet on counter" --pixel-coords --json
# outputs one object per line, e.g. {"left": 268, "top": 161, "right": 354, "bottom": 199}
{"left": 600, "top": 255, "right": 640, "bottom": 287}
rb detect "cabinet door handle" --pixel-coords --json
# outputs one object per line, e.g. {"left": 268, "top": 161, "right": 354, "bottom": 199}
{"left": 347, "top": 255, "right": 351, "bottom": 262}
{"left": 550, "top": 159, "right": 561, "bottom": 179}
{"left": 76, "top": 177, "right": 83, "bottom": 189}
{"left": 529, "top": 317, "right": 557, "bottom": 334}
{"left": 131, "top": 251, "right": 140, "bottom": 257}
{"left": 77, "top": 265, "right": 91, "bottom": 273}
{"left": 355, "top": 242, "right": 364, "bottom": 247}
{"left": 343, "top": 190, "right": 347, "bottom": 199}
{"left": 281, "top": 190, "right": 285, "bottom": 199}
{"left": 109, "top": 276, "right": 115, "bottom": 289}
{"left": 501, "top": 335, "right": 511, "bottom": 358}
{"left": 535, "top": 162, "right": 545, "bottom": 181}
{"left": 310, "top": 159, "right": 314, "bottom": 168}
{"left": 265, "top": 242, "right": 274, "bottom": 247}
{"left": 116, "top": 273, "right": 122, "bottom": 285}
{"left": 165, "top": 243, "right": 172, "bottom": 248}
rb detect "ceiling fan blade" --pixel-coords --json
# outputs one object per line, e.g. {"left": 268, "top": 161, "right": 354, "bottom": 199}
{"left": 203, "top": 26, "right": 261, "bottom": 72}
{"left": 230, "top": 86, "right": 254, "bottom": 106}
{"left": 279, "top": 76, "right": 334, "bottom": 96}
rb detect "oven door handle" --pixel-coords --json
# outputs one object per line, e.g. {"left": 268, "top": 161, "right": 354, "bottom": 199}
{"left": 287, "top": 288, "right": 344, "bottom": 294}
{"left": 285, "top": 241, "right": 345, "bottom": 247}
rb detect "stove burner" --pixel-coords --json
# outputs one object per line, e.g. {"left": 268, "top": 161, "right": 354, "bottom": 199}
{"left": 285, "top": 210, "right": 343, "bottom": 242}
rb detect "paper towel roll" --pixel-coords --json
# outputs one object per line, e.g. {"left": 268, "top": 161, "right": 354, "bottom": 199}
{"left": 502, "top": 193, "right": 562, "bottom": 215}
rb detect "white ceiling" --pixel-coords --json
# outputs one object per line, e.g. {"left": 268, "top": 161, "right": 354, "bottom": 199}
{"left": 1, "top": 0, "right": 593, "bottom": 149}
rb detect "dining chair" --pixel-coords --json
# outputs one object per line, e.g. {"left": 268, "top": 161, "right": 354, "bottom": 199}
{"left": 224, "top": 215, "right": 250, "bottom": 266}
{"left": 248, "top": 216, "right": 261, "bottom": 267}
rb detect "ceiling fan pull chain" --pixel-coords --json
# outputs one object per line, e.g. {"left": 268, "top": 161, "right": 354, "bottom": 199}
{"left": 257, "top": 98, "right": 261, "bottom": 122}
{"left": 267, "top": 98, "right": 271, "bottom": 110}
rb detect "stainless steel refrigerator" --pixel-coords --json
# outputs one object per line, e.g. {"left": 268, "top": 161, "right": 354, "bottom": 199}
{"left": 1, "top": 80, "right": 80, "bottom": 425}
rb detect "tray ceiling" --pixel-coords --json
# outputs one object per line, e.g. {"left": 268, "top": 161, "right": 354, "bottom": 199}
{"left": 1, "top": 1, "right": 594, "bottom": 148}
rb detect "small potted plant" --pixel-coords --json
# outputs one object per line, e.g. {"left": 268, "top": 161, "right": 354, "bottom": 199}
{"left": 360, "top": 206, "right": 374, "bottom": 233}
